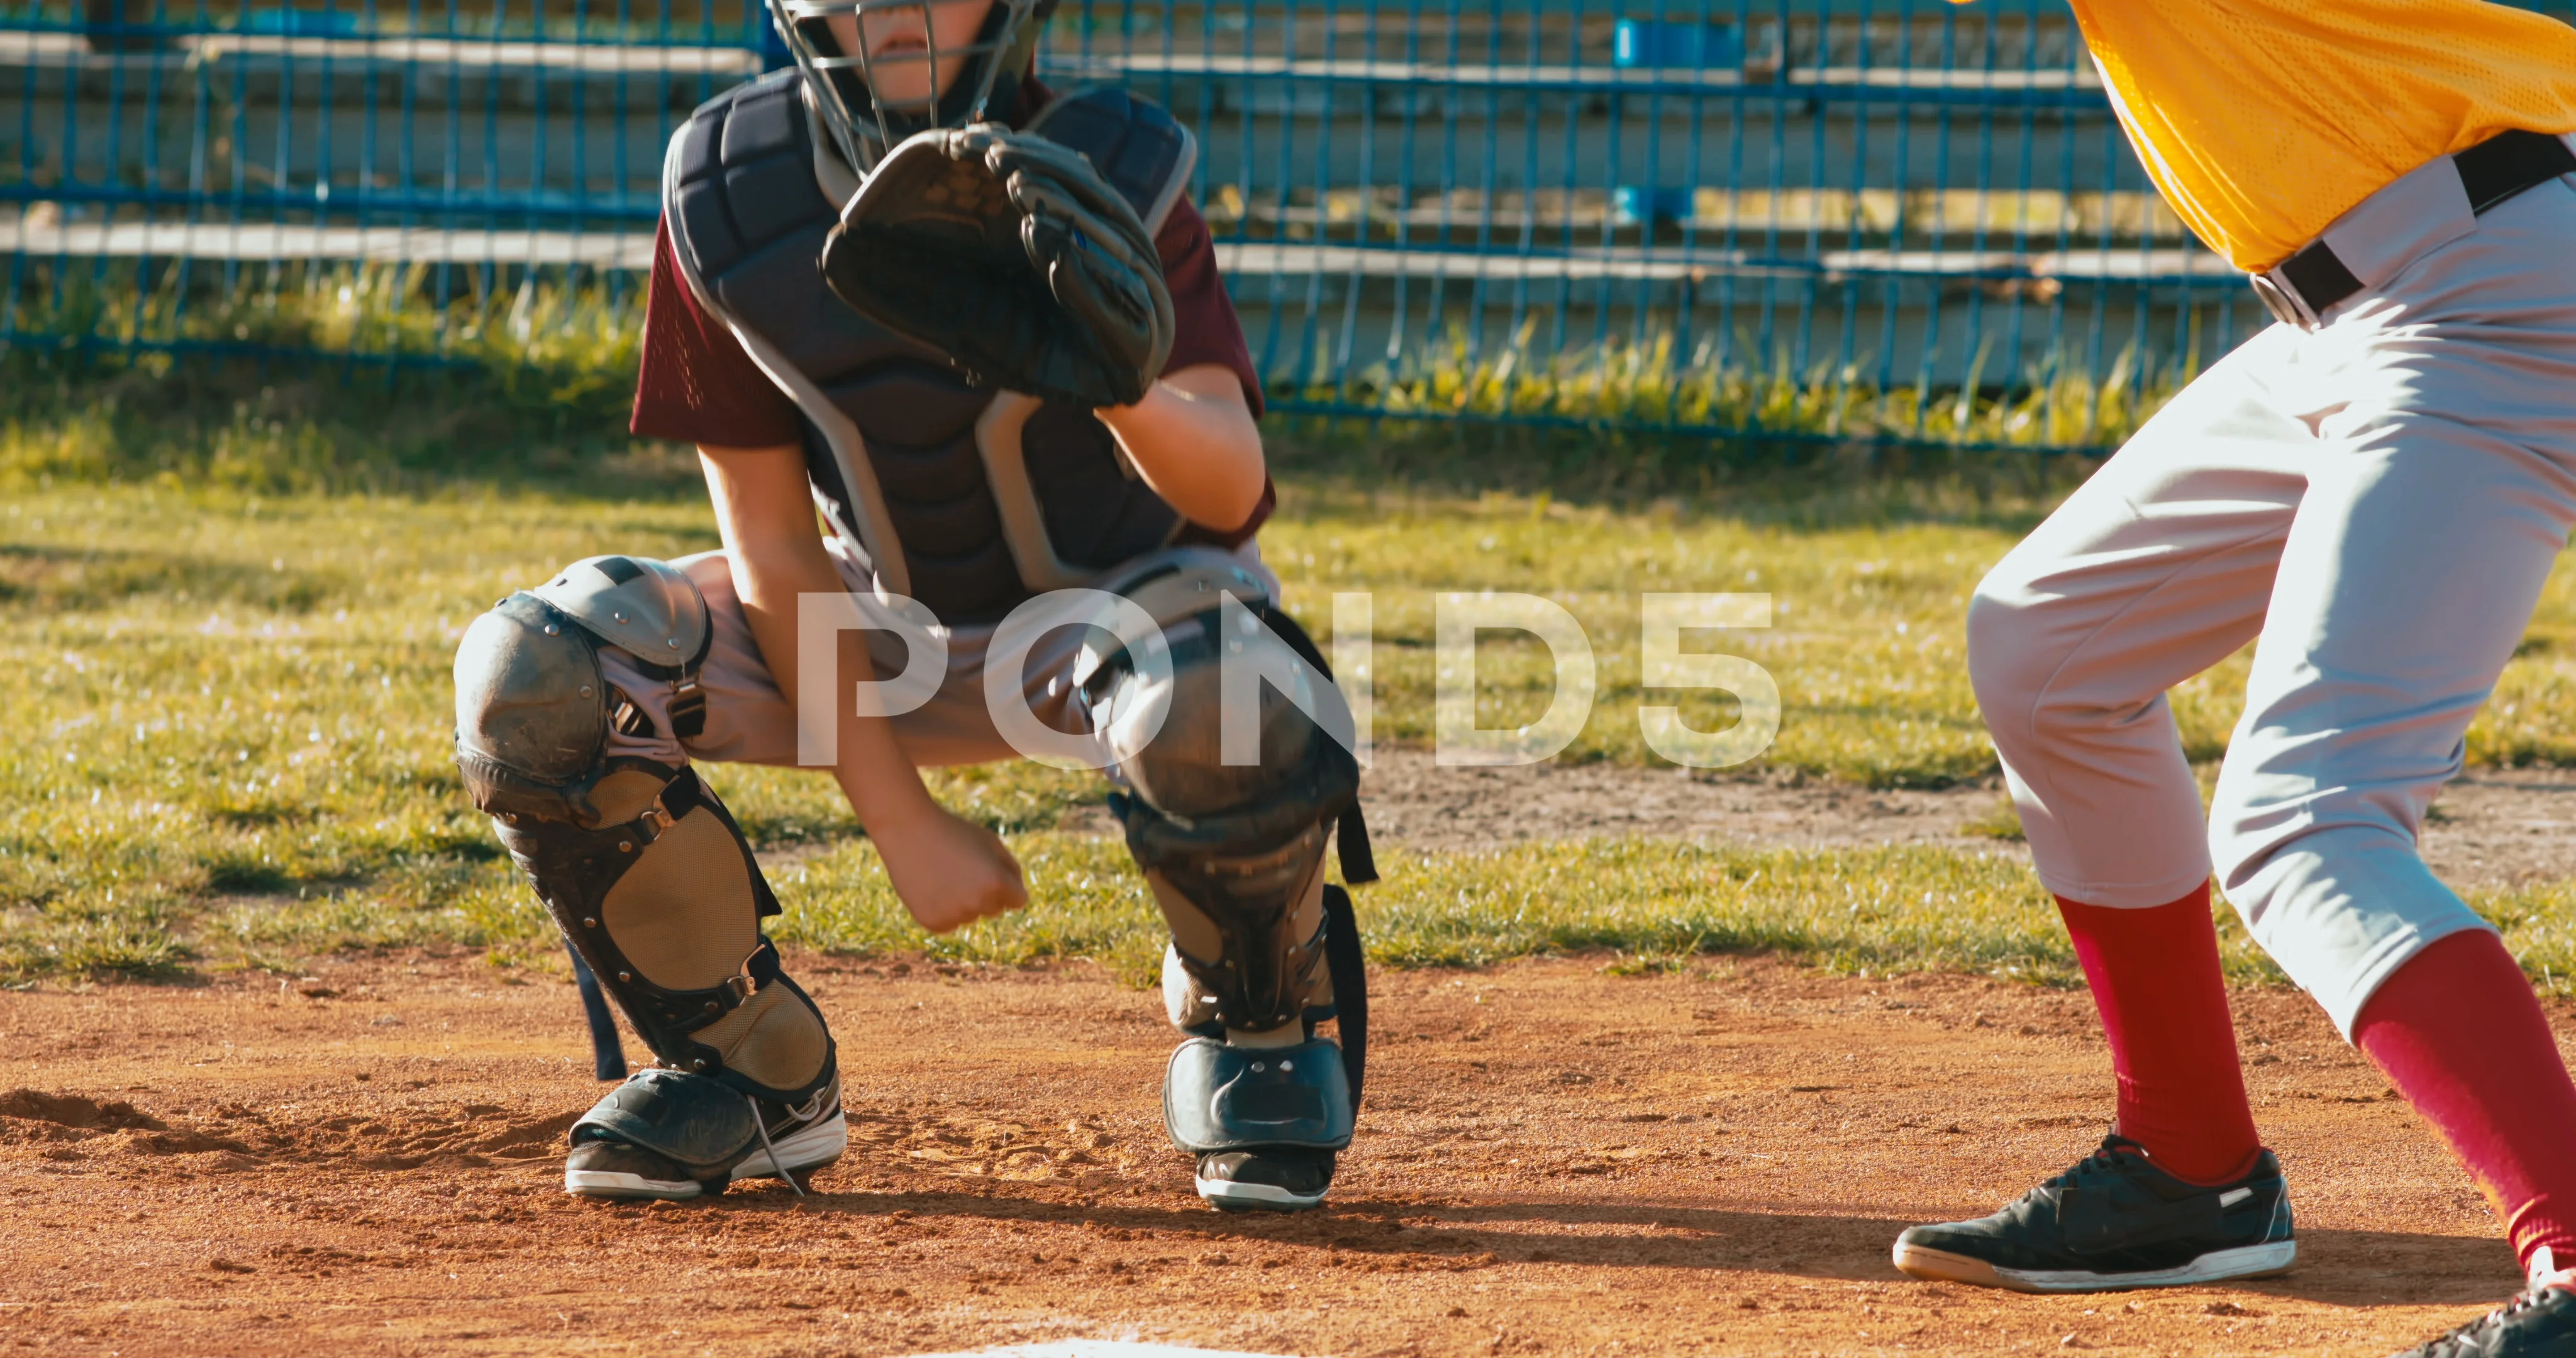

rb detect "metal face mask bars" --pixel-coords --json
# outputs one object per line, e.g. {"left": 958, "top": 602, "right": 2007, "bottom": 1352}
{"left": 769, "top": 0, "right": 1051, "bottom": 173}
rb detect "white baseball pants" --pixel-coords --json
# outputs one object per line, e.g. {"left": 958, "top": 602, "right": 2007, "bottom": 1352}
{"left": 596, "top": 536, "right": 1278, "bottom": 771}
{"left": 1970, "top": 157, "right": 2576, "bottom": 1037}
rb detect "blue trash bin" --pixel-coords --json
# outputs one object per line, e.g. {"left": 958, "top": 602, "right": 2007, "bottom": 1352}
{"left": 1612, "top": 19, "right": 1745, "bottom": 70}
{"left": 245, "top": 8, "right": 362, "bottom": 36}
{"left": 82, "top": 0, "right": 167, "bottom": 51}
{"left": 1613, "top": 185, "right": 1697, "bottom": 227}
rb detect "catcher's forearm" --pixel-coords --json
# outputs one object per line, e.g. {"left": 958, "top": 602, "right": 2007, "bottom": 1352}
{"left": 1096, "top": 363, "right": 1268, "bottom": 533}
{"left": 696, "top": 443, "right": 943, "bottom": 834}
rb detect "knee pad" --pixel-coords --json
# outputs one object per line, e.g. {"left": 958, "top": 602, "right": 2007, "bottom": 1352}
{"left": 454, "top": 555, "right": 711, "bottom": 825}
{"left": 455, "top": 555, "right": 833, "bottom": 1103}
{"left": 1097, "top": 572, "right": 1331, "bottom": 820}
{"left": 1077, "top": 555, "right": 1361, "bottom": 1037}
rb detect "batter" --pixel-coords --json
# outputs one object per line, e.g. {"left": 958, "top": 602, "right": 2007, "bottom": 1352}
{"left": 1889, "top": 1, "right": 2576, "bottom": 1352}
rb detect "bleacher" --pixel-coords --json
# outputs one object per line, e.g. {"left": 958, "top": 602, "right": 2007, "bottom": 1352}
{"left": 14, "top": 0, "right": 2531, "bottom": 425}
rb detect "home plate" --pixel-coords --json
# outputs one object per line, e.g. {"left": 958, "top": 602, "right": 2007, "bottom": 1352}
{"left": 899, "top": 1343, "right": 1307, "bottom": 1358}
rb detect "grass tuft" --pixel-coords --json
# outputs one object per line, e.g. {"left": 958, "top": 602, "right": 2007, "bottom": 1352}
{"left": 1960, "top": 798, "right": 2026, "bottom": 842}
{"left": 1294, "top": 322, "right": 2186, "bottom": 455}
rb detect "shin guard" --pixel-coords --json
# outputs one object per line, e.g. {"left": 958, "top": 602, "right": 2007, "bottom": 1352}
{"left": 1079, "top": 555, "right": 1372, "bottom": 1178}
{"left": 456, "top": 556, "right": 835, "bottom": 1107}
{"left": 491, "top": 764, "right": 833, "bottom": 1102}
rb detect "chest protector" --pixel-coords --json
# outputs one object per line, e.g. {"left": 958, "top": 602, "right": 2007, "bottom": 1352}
{"left": 663, "top": 70, "right": 1202, "bottom": 626}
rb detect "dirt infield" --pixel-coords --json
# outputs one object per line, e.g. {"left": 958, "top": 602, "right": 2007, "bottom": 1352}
{"left": 0, "top": 950, "right": 2537, "bottom": 1357}
{"left": 1333, "top": 751, "right": 2576, "bottom": 892}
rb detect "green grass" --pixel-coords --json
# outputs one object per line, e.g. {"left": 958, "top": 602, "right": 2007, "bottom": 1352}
{"left": 16, "top": 468, "right": 2576, "bottom": 993}
{"left": 200, "top": 835, "right": 2106, "bottom": 990}
{"left": 7, "top": 260, "right": 2177, "bottom": 465}
{"left": 12, "top": 334, "right": 2576, "bottom": 992}
{"left": 130, "top": 829, "right": 2576, "bottom": 1002}
{"left": 4, "top": 269, "right": 652, "bottom": 495}
{"left": 1288, "top": 322, "right": 2186, "bottom": 455}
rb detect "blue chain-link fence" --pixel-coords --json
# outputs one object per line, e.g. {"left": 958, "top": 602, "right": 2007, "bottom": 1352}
{"left": 8, "top": 1, "right": 2569, "bottom": 448}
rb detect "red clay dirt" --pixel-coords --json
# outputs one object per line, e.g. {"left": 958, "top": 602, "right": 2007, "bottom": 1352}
{"left": 0, "top": 951, "right": 2534, "bottom": 1357}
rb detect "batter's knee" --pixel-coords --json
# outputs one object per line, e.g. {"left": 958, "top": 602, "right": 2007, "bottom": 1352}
{"left": 1963, "top": 558, "right": 2060, "bottom": 737}
{"left": 2201, "top": 769, "right": 2268, "bottom": 896}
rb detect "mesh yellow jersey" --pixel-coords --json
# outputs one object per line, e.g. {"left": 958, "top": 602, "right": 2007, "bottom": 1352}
{"left": 2066, "top": 0, "right": 2576, "bottom": 270}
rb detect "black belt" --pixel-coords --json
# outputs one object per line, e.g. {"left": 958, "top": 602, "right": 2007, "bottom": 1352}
{"left": 2253, "top": 129, "right": 2576, "bottom": 328}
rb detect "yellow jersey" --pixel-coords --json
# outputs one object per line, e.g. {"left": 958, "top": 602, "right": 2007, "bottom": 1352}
{"left": 2065, "top": 0, "right": 2576, "bottom": 270}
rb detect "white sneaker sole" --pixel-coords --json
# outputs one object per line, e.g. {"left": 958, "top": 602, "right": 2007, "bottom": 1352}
{"left": 562, "top": 1111, "right": 848, "bottom": 1200}
{"left": 1892, "top": 1238, "right": 2297, "bottom": 1294}
{"left": 564, "top": 1168, "right": 703, "bottom": 1200}
{"left": 1195, "top": 1175, "right": 1327, "bottom": 1212}
{"left": 729, "top": 1110, "right": 849, "bottom": 1181}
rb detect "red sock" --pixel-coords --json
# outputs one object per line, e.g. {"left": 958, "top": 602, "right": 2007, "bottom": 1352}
{"left": 2057, "top": 885, "right": 2263, "bottom": 1186}
{"left": 2355, "top": 929, "right": 2576, "bottom": 1279}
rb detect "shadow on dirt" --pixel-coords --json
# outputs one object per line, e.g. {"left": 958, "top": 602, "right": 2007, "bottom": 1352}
{"left": 635, "top": 1182, "right": 2516, "bottom": 1306}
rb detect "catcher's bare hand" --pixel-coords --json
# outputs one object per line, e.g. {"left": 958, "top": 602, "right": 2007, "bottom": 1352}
{"left": 873, "top": 799, "right": 1028, "bottom": 934}
{"left": 820, "top": 124, "right": 1175, "bottom": 409}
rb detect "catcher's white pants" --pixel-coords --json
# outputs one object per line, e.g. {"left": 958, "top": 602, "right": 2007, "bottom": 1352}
{"left": 1971, "top": 165, "right": 2576, "bottom": 1037}
{"left": 597, "top": 537, "right": 1277, "bottom": 771}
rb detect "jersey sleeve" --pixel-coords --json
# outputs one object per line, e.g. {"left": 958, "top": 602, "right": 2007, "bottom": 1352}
{"left": 630, "top": 219, "right": 808, "bottom": 450}
{"left": 1153, "top": 194, "right": 1264, "bottom": 419}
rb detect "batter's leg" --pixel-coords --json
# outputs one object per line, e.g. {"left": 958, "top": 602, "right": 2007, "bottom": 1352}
{"left": 1966, "top": 321, "right": 2311, "bottom": 908}
{"left": 1896, "top": 331, "right": 2320, "bottom": 1293}
{"left": 2201, "top": 190, "right": 2576, "bottom": 1295}
{"left": 2203, "top": 404, "right": 2576, "bottom": 1026}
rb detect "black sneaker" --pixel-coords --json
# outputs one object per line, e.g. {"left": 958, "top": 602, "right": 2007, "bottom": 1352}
{"left": 1892, "top": 1134, "right": 2295, "bottom": 1293}
{"left": 1196, "top": 1146, "right": 1336, "bottom": 1213}
{"left": 2390, "top": 1284, "right": 2576, "bottom": 1357}
{"left": 564, "top": 1073, "right": 846, "bottom": 1201}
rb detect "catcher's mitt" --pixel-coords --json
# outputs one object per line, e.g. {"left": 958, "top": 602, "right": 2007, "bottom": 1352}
{"left": 819, "top": 124, "right": 1175, "bottom": 409}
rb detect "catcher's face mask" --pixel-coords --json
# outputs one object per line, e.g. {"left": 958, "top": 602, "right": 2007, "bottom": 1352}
{"left": 770, "top": 0, "right": 1052, "bottom": 173}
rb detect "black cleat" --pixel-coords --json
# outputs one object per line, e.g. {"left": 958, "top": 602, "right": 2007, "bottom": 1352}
{"left": 564, "top": 1073, "right": 847, "bottom": 1201}
{"left": 2390, "top": 1284, "right": 2576, "bottom": 1357}
{"left": 1196, "top": 1146, "right": 1336, "bottom": 1213}
{"left": 1893, "top": 1134, "right": 2295, "bottom": 1293}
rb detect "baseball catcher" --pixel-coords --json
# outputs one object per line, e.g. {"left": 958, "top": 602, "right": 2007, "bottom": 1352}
{"left": 1890, "top": 0, "right": 2576, "bottom": 1354}
{"left": 452, "top": 0, "right": 1373, "bottom": 1213}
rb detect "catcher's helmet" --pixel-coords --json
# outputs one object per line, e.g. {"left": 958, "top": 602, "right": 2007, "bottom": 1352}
{"left": 767, "top": 0, "right": 1055, "bottom": 174}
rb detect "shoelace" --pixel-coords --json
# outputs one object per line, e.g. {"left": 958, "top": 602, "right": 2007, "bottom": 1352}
{"left": 2410, "top": 1288, "right": 2560, "bottom": 1357}
{"left": 2028, "top": 1142, "right": 2140, "bottom": 1198}
{"left": 2057, "top": 1147, "right": 2128, "bottom": 1184}
{"left": 745, "top": 1092, "right": 808, "bottom": 1199}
